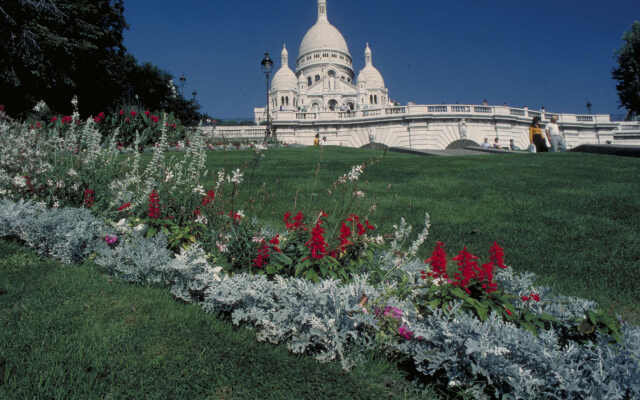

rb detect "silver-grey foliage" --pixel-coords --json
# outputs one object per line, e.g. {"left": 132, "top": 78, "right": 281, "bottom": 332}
{"left": 0, "top": 198, "right": 638, "bottom": 399}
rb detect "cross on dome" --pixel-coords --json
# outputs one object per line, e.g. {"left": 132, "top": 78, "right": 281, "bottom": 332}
{"left": 281, "top": 43, "right": 288, "bottom": 66}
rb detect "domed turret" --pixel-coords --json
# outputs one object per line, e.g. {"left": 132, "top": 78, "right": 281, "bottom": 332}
{"left": 357, "top": 43, "right": 385, "bottom": 89}
{"left": 271, "top": 44, "right": 297, "bottom": 91}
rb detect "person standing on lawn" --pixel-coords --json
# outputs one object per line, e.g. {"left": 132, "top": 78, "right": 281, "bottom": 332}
{"left": 546, "top": 115, "right": 566, "bottom": 152}
{"left": 314, "top": 133, "right": 320, "bottom": 147}
{"left": 529, "top": 116, "right": 548, "bottom": 152}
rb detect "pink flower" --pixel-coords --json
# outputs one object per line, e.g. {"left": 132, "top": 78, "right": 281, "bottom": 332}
{"left": 383, "top": 306, "right": 403, "bottom": 320}
{"left": 398, "top": 325, "right": 414, "bottom": 340}
{"left": 105, "top": 235, "right": 118, "bottom": 245}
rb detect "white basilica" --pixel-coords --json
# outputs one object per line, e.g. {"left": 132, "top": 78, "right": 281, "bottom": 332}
{"left": 269, "top": 0, "right": 389, "bottom": 113}
{"left": 231, "top": 0, "right": 640, "bottom": 149}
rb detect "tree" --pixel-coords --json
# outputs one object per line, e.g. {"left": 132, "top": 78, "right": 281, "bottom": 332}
{"left": 1, "top": 0, "right": 203, "bottom": 123}
{"left": 612, "top": 21, "right": 640, "bottom": 120}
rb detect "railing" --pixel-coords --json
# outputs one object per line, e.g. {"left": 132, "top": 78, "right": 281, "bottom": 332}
{"left": 473, "top": 106, "right": 492, "bottom": 113}
{"left": 362, "top": 109, "right": 381, "bottom": 117}
{"left": 256, "top": 105, "right": 611, "bottom": 125}
{"left": 451, "top": 105, "right": 471, "bottom": 113}
{"left": 385, "top": 106, "right": 407, "bottom": 114}
{"left": 296, "top": 112, "right": 317, "bottom": 120}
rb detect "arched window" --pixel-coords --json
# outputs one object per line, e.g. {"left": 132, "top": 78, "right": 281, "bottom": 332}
{"left": 374, "top": 95, "right": 378, "bottom": 104}
{"left": 285, "top": 97, "right": 289, "bottom": 106}
{"left": 307, "top": 77, "right": 312, "bottom": 86}
{"left": 328, "top": 70, "right": 336, "bottom": 77}
{"left": 281, "top": 96, "right": 285, "bottom": 106}
{"left": 369, "top": 95, "right": 373, "bottom": 104}
{"left": 315, "top": 75, "right": 320, "bottom": 82}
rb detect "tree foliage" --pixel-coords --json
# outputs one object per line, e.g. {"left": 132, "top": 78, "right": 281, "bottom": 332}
{"left": 612, "top": 21, "right": 640, "bottom": 119}
{"left": 0, "top": 0, "right": 202, "bottom": 124}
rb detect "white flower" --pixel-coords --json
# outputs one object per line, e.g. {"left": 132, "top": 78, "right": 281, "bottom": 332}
{"left": 47, "top": 179, "right": 54, "bottom": 186}
{"left": 448, "top": 380, "right": 460, "bottom": 388}
{"left": 252, "top": 236, "right": 265, "bottom": 243}
{"left": 215, "top": 169, "right": 226, "bottom": 189}
{"left": 33, "top": 100, "right": 47, "bottom": 113}
{"left": 347, "top": 164, "right": 364, "bottom": 182}
{"left": 134, "top": 224, "right": 146, "bottom": 232}
{"left": 116, "top": 219, "right": 128, "bottom": 227}
{"left": 374, "top": 235, "right": 384, "bottom": 245}
{"left": 12, "top": 176, "right": 26, "bottom": 188}
{"left": 67, "top": 168, "right": 78, "bottom": 177}
{"left": 52, "top": 201, "right": 60, "bottom": 208}
{"left": 72, "top": 183, "right": 79, "bottom": 191}
{"left": 195, "top": 214, "right": 208, "bottom": 225}
{"left": 164, "top": 170, "right": 174, "bottom": 182}
{"left": 236, "top": 210, "right": 245, "bottom": 219}
{"left": 71, "top": 95, "right": 78, "bottom": 107}
{"left": 353, "top": 190, "right": 365, "bottom": 198}
{"left": 56, "top": 181, "right": 65, "bottom": 189}
{"left": 192, "top": 185, "right": 205, "bottom": 195}
{"left": 228, "top": 169, "right": 243, "bottom": 184}
{"left": 216, "top": 241, "right": 228, "bottom": 253}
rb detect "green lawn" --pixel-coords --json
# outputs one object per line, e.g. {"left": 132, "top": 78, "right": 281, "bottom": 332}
{"left": 2, "top": 146, "right": 639, "bottom": 399}
{"left": 0, "top": 239, "right": 436, "bottom": 400}
{"left": 201, "top": 147, "right": 640, "bottom": 324}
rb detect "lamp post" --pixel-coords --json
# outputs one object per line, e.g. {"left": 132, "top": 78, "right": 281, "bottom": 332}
{"left": 586, "top": 100, "right": 592, "bottom": 114}
{"left": 261, "top": 52, "right": 274, "bottom": 142}
{"left": 192, "top": 90, "right": 197, "bottom": 100}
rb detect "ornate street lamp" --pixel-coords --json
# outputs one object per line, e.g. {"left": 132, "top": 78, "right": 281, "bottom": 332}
{"left": 261, "top": 52, "right": 274, "bottom": 141}
{"left": 586, "top": 100, "right": 592, "bottom": 114}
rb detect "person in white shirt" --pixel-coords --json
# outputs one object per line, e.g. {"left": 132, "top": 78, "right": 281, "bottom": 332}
{"left": 481, "top": 138, "right": 491, "bottom": 148}
{"left": 546, "top": 116, "right": 566, "bottom": 152}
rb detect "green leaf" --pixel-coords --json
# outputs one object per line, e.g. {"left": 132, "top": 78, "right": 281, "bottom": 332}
{"left": 146, "top": 227, "right": 157, "bottom": 238}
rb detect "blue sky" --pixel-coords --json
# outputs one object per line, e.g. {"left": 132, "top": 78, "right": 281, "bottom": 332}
{"left": 123, "top": 0, "right": 638, "bottom": 119}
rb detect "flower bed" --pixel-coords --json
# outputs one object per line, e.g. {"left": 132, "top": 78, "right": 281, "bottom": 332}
{"left": 1, "top": 199, "right": 638, "bottom": 399}
{"left": 1, "top": 102, "right": 639, "bottom": 398}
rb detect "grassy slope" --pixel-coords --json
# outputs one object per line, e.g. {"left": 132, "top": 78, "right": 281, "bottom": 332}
{"left": 200, "top": 147, "right": 640, "bottom": 324}
{"left": 0, "top": 240, "right": 436, "bottom": 400}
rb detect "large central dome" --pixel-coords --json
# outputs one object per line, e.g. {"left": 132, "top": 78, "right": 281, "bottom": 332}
{"left": 298, "top": 22, "right": 350, "bottom": 57}
{"left": 298, "top": 0, "right": 350, "bottom": 58}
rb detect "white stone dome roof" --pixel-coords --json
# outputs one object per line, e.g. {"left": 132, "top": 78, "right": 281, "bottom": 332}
{"left": 357, "top": 44, "right": 384, "bottom": 88}
{"left": 357, "top": 66, "right": 385, "bottom": 88}
{"left": 299, "top": 21, "right": 350, "bottom": 57}
{"left": 271, "top": 44, "right": 297, "bottom": 91}
{"left": 272, "top": 67, "right": 297, "bottom": 91}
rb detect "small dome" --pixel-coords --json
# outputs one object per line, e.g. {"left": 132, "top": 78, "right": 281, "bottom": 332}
{"left": 299, "top": 21, "right": 350, "bottom": 57}
{"left": 357, "top": 66, "right": 385, "bottom": 89}
{"left": 272, "top": 43, "right": 297, "bottom": 91}
{"left": 272, "top": 67, "right": 297, "bottom": 91}
{"left": 357, "top": 44, "right": 384, "bottom": 88}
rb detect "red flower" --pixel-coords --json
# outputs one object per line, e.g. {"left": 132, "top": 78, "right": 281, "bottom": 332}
{"left": 148, "top": 190, "right": 161, "bottom": 219}
{"left": 425, "top": 241, "right": 448, "bottom": 280}
{"left": 305, "top": 215, "right": 328, "bottom": 259}
{"left": 202, "top": 190, "right": 215, "bottom": 206}
{"left": 451, "top": 247, "right": 480, "bottom": 294}
{"left": 83, "top": 189, "right": 95, "bottom": 208}
{"left": 194, "top": 208, "right": 201, "bottom": 216}
{"left": 339, "top": 222, "right": 352, "bottom": 250}
{"left": 521, "top": 296, "right": 530, "bottom": 302}
{"left": 93, "top": 116, "right": 101, "bottom": 123}
{"left": 50, "top": 116, "right": 58, "bottom": 123}
{"left": 61, "top": 116, "right": 73, "bottom": 124}
{"left": 130, "top": 110, "right": 137, "bottom": 117}
{"left": 35, "top": 122, "right": 42, "bottom": 129}
{"left": 151, "top": 115, "right": 159, "bottom": 123}
{"left": 357, "top": 222, "right": 366, "bottom": 236}
{"left": 365, "top": 220, "right": 375, "bottom": 231}
{"left": 284, "top": 211, "right": 306, "bottom": 230}
{"left": 98, "top": 112, "right": 105, "bottom": 118}
{"left": 269, "top": 234, "right": 281, "bottom": 253}
{"left": 0, "top": 105, "right": 4, "bottom": 112}
{"left": 117, "top": 202, "right": 131, "bottom": 211}
{"left": 119, "top": 109, "right": 124, "bottom": 115}
{"left": 504, "top": 308, "right": 512, "bottom": 316}
{"left": 531, "top": 293, "right": 540, "bottom": 302}
{"left": 144, "top": 110, "right": 150, "bottom": 116}
{"left": 490, "top": 242, "right": 507, "bottom": 269}
{"left": 125, "top": 117, "right": 130, "bottom": 123}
